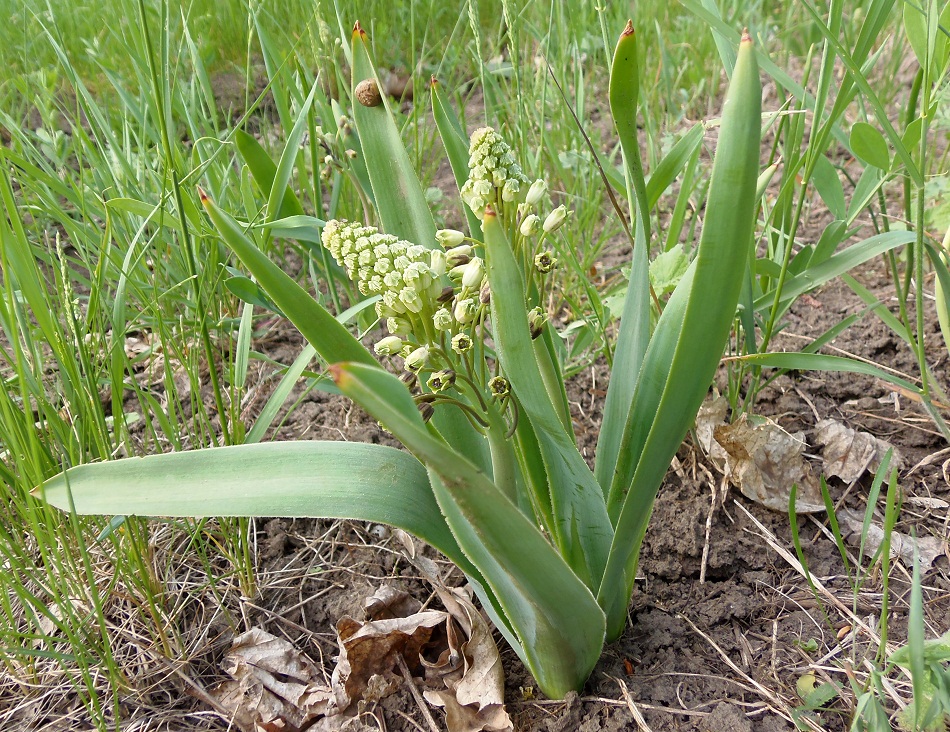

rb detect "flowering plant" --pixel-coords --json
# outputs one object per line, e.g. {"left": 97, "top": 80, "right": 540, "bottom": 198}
{"left": 39, "top": 22, "right": 762, "bottom": 697}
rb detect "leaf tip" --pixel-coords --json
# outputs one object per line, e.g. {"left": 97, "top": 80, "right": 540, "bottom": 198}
{"left": 483, "top": 205, "right": 497, "bottom": 223}
{"left": 197, "top": 186, "right": 210, "bottom": 207}
{"left": 741, "top": 27, "right": 753, "bottom": 45}
{"left": 621, "top": 20, "right": 634, "bottom": 37}
{"left": 328, "top": 363, "right": 349, "bottom": 387}
{"left": 353, "top": 20, "right": 366, "bottom": 40}
{"left": 430, "top": 74, "right": 439, "bottom": 89}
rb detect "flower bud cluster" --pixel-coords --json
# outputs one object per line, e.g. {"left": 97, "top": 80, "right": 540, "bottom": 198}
{"left": 322, "top": 219, "right": 443, "bottom": 314}
{"left": 460, "top": 127, "right": 529, "bottom": 218}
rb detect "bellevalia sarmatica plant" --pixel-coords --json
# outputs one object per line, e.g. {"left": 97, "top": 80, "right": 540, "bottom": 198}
{"left": 38, "top": 21, "right": 761, "bottom": 698}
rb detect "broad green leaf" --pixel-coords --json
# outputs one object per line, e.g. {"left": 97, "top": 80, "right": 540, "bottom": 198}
{"left": 753, "top": 230, "right": 916, "bottom": 314}
{"left": 904, "top": 1, "right": 950, "bottom": 76}
{"left": 850, "top": 122, "right": 891, "bottom": 170}
{"left": 253, "top": 215, "right": 326, "bottom": 242}
{"left": 428, "top": 468, "right": 606, "bottom": 699}
{"left": 600, "top": 33, "right": 761, "bottom": 640}
{"left": 331, "top": 362, "right": 606, "bottom": 698}
{"left": 735, "top": 352, "right": 922, "bottom": 394}
{"left": 430, "top": 78, "right": 483, "bottom": 239}
{"left": 200, "top": 190, "right": 375, "bottom": 367}
{"left": 812, "top": 155, "right": 846, "bottom": 220}
{"left": 234, "top": 129, "right": 305, "bottom": 219}
{"left": 224, "top": 274, "right": 282, "bottom": 313}
{"left": 482, "top": 213, "right": 613, "bottom": 588}
{"left": 350, "top": 24, "right": 436, "bottom": 247}
{"left": 649, "top": 245, "right": 690, "bottom": 297}
{"left": 594, "top": 232, "right": 650, "bottom": 496}
{"left": 645, "top": 123, "right": 705, "bottom": 209}
{"left": 267, "top": 78, "right": 320, "bottom": 225}
{"left": 609, "top": 21, "right": 650, "bottom": 242}
{"left": 37, "top": 442, "right": 468, "bottom": 572}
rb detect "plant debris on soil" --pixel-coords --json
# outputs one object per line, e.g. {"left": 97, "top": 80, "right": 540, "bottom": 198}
{"left": 82, "top": 255, "right": 940, "bottom": 732}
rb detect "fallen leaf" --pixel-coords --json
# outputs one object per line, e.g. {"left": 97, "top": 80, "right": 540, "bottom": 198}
{"left": 423, "top": 587, "right": 512, "bottom": 732}
{"left": 209, "top": 628, "right": 332, "bottom": 732}
{"left": 838, "top": 509, "right": 947, "bottom": 572}
{"left": 815, "top": 418, "right": 902, "bottom": 484}
{"left": 713, "top": 415, "right": 824, "bottom": 513}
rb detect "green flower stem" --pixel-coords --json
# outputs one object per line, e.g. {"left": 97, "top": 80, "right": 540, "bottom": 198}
{"left": 485, "top": 400, "right": 521, "bottom": 504}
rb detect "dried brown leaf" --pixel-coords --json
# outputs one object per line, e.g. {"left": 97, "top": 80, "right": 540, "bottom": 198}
{"left": 714, "top": 415, "right": 824, "bottom": 513}
{"left": 209, "top": 628, "right": 332, "bottom": 732}
{"left": 815, "top": 418, "right": 901, "bottom": 484}
{"left": 838, "top": 509, "right": 948, "bottom": 572}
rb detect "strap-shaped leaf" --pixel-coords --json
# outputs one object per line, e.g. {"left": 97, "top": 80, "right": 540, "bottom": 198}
{"left": 267, "top": 78, "right": 320, "bottom": 226}
{"left": 596, "top": 21, "right": 653, "bottom": 498}
{"left": 36, "top": 442, "right": 468, "bottom": 573}
{"left": 482, "top": 211, "right": 612, "bottom": 588}
{"left": 332, "top": 361, "right": 606, "bottom": 698}
{"left": 599, "top": 33, "right": 762, "bottom": 639}
{"left": 752, "top": 230, "right": 916, "bottom": 314}
{"left": 350, "top": 23, "right": 437, "bottom": 247}
{"left": 234, "top": 129, "right": 305, "bottom": 219}
{"left": 200, "top": 190, "right": 375, "bottom": 368}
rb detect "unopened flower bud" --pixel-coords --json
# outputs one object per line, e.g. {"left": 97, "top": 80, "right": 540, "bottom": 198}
{"left": 488, "top": 376, "right": 510, "bottom": 398}
{"left": 374, "top": 335, "right": 404, "bottom": 356}
{"left": 452, "top": 332, "right": 474, "bottom": 354}
{"left": 386, "top": 317, "right": 411, "bottom": 337}
{"left": 480, "top": 279, "right": 491, "bottom": 304}
{"left": 400, "top": 371, "right": 418, "bottom": 389}
{"left": 445, "top": 244, "right": 473, "bottom": 267}
{"left": 520, "top": 214, "right": 541, "bottom": 237}
{"left": 418, "top": 402, "right": 435, "bottom": 422}
{"left": 427, "top": 370, "right": 456, "bottom": 392}
{"left": 543, "top": 205, "right": 570, "bottom": 233}
{"left": 534, "top": 250, "right": 557, "bottom": 273}
{"left": 462, "top": 257, "right": 485, "bottom": 288}
{"left": 436, "top": 229, "right": 465, "bottom": 248}
{"left": 528, "top": 306, "right": 547, "bottom": 339}
{"left": 437, "top": 285, "right": 456, "bottom": 303}
{"left": 404, "top": 345, "right": 429, "bottom": 371}
{"left": 429, "top": 250, "right": 446, "bottom": 277}
{"left": 525, "top": 179, "right": 547, "bottom": 206}
{"left": 433, "top": 307, "right": 453, "bottom": 331}
{"left": 454, "top": 297, "right": 479, "bottom": 324}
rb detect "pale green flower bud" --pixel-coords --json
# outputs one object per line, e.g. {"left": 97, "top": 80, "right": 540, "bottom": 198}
{"left": 451, "top": 332, "right": 473, "bottom": 354}
{"left": 454, "top": 297, "right": 478, "bottom": 324}
{"left": 528, "top": 306, "right": 547, "bottom": 339}
{"left": 520, "top": 214, "right": 541, "bottom": 237}
{"left": 436, "top": 229, "right": 465, "bottom": 248}
{"left": 387, "top": 317, "right": 411, "bottom": 336}
{"left": 433, "top": 307, "right": 453, "bottom": 331}
{"left": 461, "top": 257, "right": 485, "bottom": 289}
{"left": 543, "top": 205, "right": 570, "bottom": 233}
{"left": 448, "top": 263, "right": 467, "bottom": 282}
{"left": 376, "top": 302, "right": 400, "bottom": 319}
{"left": 404, "top": 345, "right": 429, "bottom": 371}
{"left": 525, "top": 179, "right": 547, "bottom": 206}
{"left": 399, "top": 288, "right": 424, "bottom": 314}
{"left": 446, "top": 245, "right": 473, "bottom": 267}
{"left": 429, "top": 250, "right": 446, "bottom": 277}
{"left": 374, "top": 335, "right": 404, "bottom": 356}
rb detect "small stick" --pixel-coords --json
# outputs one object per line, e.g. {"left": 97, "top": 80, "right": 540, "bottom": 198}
{"left": 395, "top": 654, "right": 441, "bottom": 732}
